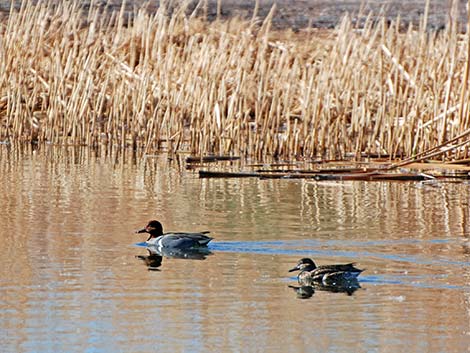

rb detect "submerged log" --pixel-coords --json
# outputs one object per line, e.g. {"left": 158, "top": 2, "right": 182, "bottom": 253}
{"left": 199, "top": 170, "right": 430, "bottom": 181}
{"left": 260, "top": 172, "right": 428, "bottom": 181}
{"left": 255, "top": 168, "right": 370, "bottom": 174}
{"left": 198, "top": 170, "right": 260, "bottom": 178}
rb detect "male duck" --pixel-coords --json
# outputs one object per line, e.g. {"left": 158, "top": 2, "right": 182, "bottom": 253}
{"left": 136, "top": 220, "right": 213, "bottom": 249}
{"left": 289, "top": 258, "right": 364, "bottom": 285}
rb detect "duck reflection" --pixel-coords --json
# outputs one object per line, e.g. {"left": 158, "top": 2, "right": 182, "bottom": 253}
{"left": 135, "top": 248, "right": 163, "bottom": 271}
{"left": 289, "top": 279, "right": 361, "bottom": 299}
{"left": 288, "top": 285, "right": 315, "bottom": 299}
{"left": 152, "top": 246, "right": 213, "bottom": 260}
{"left": 135, "top": 246, "right": 213, "bottom": 271}
{"left": 315, "top": 279, "right": 361, "bottom": 296}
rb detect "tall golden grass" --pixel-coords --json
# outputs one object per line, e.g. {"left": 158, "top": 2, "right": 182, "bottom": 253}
{"left": 1, "top": 0, "right": 470, "bottom": 161}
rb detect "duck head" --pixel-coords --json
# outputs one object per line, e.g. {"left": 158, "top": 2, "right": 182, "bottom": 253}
{"left": 136, "top": 220, "right": 164, "bottom": 241}
{"left": 288, "top": 258, "right": 317, "bottom": 273}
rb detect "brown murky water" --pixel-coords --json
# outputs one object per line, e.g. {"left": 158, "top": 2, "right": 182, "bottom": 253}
{"left": 1, "top": 145, "right": 470, "bottom": 352}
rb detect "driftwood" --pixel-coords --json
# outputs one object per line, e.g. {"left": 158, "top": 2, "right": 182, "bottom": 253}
{"left": 260, "top": 172, "right": 428, "bottom": 181}
{"left": 386, "top": 127, "right": 470, "bottom": 170}
{"left": 195, "top": 153, "right": 470, "bottom": 181}
{"left": 398, "top": 163, "right": 470, "bottom": 177}
{"left": 254, "top": 168, "right": 370, "bottom": 174}
{"left": 198, "top": 171, "right": 260, "bottom": 178}
{"left": 198, "top": 170, "right": 431, "bottom": 181}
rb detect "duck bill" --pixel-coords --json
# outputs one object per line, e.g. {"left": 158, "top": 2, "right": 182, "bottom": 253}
{"left": 288, "top": 266, "right": 300, "bottom": 272}
{"left": 136, "top": 228, "right": 148, "bottom": 234}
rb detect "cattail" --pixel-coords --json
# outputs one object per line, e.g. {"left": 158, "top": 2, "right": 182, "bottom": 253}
{"left": 1, "top": 0, "right": 469, "bottom": 162}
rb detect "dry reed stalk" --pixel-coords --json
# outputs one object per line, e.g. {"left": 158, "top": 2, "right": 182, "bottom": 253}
{"left": 1, "top": 0, "right": 470, "bottom": 162}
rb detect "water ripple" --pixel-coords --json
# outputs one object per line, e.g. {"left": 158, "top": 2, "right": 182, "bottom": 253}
{"left": 211, "top": 239, "right": 466, "bottom": 261}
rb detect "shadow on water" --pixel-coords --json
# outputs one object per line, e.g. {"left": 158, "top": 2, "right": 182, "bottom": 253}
{"left": 210, "top": 238, "right": 470, "bottom": 266}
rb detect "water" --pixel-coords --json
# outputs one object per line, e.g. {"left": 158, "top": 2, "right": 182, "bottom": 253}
{"left": 1, "top": 145, "right": 470, "bottom": 352}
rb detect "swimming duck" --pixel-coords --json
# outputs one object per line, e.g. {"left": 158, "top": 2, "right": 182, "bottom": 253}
{"left": 289, "top": 258, "right": 364, "bottom": 285}
{"left": 136, "top": 220, "right": 213, "bottom": 249}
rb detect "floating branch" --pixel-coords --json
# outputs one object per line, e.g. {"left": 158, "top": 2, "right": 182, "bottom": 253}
{"left": 198, "top": 169, "right": 433, "bottom": 181}
{"left": 198, "top": 171, "right": 260, "bottom": 178}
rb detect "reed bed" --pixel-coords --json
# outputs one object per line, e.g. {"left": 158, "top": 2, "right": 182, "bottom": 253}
{"left": 1, "top": 0, "right": 470, "bottom": 161}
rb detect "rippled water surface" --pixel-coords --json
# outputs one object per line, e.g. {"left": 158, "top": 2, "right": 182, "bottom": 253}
{"left": 1, "top": 146, "right": 470, "bottom": 352}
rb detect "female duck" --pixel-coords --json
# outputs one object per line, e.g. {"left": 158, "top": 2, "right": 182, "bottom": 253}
{"left": 136, "top": 220, "right": 213, "bottom": 249}
{"left": 289, "top": 258, "right": 364, "bottom": 285}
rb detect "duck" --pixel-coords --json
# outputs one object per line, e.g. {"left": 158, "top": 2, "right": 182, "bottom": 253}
{"left": 289, "top": 258, "right": 364, "bottom": 286}
{"left": 136, "top": 220, "right": 213, "bottom": 249}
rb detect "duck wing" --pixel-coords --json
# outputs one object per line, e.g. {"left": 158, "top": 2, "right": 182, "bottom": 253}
{"left": 161, "top": 232, "right": 213, "bottom": 248}
{"left": 317, "top": 263, "right": 363, "bottom": 273}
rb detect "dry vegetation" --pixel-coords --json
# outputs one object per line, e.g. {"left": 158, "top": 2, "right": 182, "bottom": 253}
{"left": 1, "top": 0, "right": 470, "bottom": 161}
